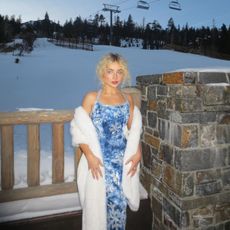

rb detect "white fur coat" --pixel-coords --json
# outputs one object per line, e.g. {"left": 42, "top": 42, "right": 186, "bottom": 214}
{"left": 70, "top": 105, "right": 142, "bottom": 230}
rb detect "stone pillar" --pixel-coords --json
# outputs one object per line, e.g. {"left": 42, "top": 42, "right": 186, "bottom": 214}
{"left": 137, "top": 71, "right": 230, "bottom": 229}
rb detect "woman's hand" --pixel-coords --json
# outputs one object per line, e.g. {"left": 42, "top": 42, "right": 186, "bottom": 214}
{"left": 86, "top": 153, "right": 103, "bottom": 180}
{"left": 80, "top": 144, "right": 103, "bottom": 180}
{"left": 125, "top": 144, "right": 142, "bottom": 177}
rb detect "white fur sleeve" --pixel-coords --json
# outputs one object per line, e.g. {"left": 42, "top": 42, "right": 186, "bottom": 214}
{"left": 70, "top": 116, "right": 89, "bottom": 147}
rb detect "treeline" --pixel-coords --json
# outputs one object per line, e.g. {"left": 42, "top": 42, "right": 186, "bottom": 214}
{"left": 1, "top": 12, "right": 230, "bottom": 59}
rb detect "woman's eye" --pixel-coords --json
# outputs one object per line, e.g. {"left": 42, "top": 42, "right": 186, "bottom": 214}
{"left": 117, "top": 70, "right": 123, "bottom": 75}
{"left": 107, "top": 69, "right": 113, "bottom": 74}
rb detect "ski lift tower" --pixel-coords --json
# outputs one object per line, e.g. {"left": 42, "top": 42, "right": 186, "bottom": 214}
{"left": 103, "top": 4, "right": 120, "bottom": 45}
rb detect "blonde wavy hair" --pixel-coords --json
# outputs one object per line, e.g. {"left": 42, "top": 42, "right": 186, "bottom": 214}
{"left": 96, "top": 53, "right": 131, "bottom": 87}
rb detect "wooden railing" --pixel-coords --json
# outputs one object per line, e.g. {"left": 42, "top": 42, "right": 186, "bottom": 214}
{"left": 0, "top": 110, "right": 81, "bottom": 203}
{"left": 48, "top": 38, "right": 94, "bottom": 51}
{"left": 0, "top": 87, "right": 141, "bottom": 203}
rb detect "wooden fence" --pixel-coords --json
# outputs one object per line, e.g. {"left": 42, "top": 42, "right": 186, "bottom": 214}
{"left": 49, "top": 38, "right": 93, "bottom": 51}
{"left": 0, "top": 88, "right": 140, "bottom": 203}
{"left": 0, "top": 109, "right": 81, "bottom": 203}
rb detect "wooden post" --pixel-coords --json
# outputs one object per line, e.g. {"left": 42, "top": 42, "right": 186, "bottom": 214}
{"left": 52, "top": 123, "right": 64, "bottom": 183}
{"left": 1, "top": 125, "right": 14, "bottom": 190}
{"left": 27, "top": 124, "right": 40, "bottom": 186}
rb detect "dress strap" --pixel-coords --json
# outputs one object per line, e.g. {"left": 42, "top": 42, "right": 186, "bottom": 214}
{"left": 96, "top": 90, "right": 102, "bottom": 102}
{"left": 122, "top": 92, "right": 128, "bottom": 102}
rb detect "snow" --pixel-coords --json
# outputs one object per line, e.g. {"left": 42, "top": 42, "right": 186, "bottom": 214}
{"left": 0, "top": 193, "right": 81, "bottom": 223}
{"left": 0, "top": 38, "right": 230, "bottom": 223}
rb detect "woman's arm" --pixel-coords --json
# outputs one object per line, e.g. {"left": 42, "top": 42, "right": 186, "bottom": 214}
{"left": 80, "top": 92, "right": 103, "bottom": 180}
{"left": 79, "top": 143, "right": 103, "bottom": 180}
{"left": 125, "top": 93, "right": 142, "bottom": 177}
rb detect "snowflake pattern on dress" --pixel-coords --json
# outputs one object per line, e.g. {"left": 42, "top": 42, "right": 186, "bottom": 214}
{"left": 91, "top": 97, "right": 130, "bottom": 230}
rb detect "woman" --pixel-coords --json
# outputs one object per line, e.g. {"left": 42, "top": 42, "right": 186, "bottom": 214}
{"left": 70, "top": 53, "right": 142, "bottom": 230}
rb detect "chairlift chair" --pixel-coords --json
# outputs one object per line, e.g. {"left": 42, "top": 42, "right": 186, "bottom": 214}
{"left": 137, "top": 1, "right": 150, "bottom": 10}
{"left": 169, "top": 0, "right": 182, "bottom": 11}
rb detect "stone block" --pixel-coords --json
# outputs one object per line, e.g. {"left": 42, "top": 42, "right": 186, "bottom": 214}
{"left": 184, "top": 71, "right": 198, "bottom": 84}
{"left": 147, "top": 85, "right": 157, "bottom": 99}
{"left": 218, "top": 113, "right": 230, "bottom": 124}
{"left": 204, "top": 223, "right": 225, "bottom": 230}
{"left": 198, "top": 72, "right": 228, "bottom": 84}
{"left": 167, "top": 97, "right": 175, "bottom": 110}
{"left": 152, "top": 186, "right": 163, "bottom": 203}
{"left": 144, "top": 133, "right": 160, "bottom": 150}
{"left": 136, "top": 74, "right": 162, "bottom": 86}
{"left": 145, "top": 127, "right": 154, "bottom": 136}
{"left": 215, "top": 203, "right": 230, "bottom": 223}
{"left": 157, "top": 98, "right": 170, "bottom": 119}
{"left": 142, "top": 142, "right": 152, "bottom": 170}
{"left": 163, "top": 198, "right": 186, "bottom": 227}
{"left": 159, "top": 142, "right": 174, "bottom": 165}
{"left": 158, "top": 119, "right": 171, "bottom": 143}
{"left": 140, "top": 99, "right": 147, "bottom": 115}
{"left": 180, "top": 85, "right": 198, "bottom": 97}
{"left": 196, "top": 169, "right": 221, "bottom": 184}
{"left": 175, "top": 98, "right": 203, "bottom": 112}
{"left": 162, "top": 72, "right": 184, "bottom": 84}
{"left": 168, "top": 190, "right": 182, "bottom": 208}
{"left": 204, "top": 105, "right": 230, "bottom": 112}
{"left": 216, "top": 125, "right": 230, "bottom": 144}
{"left": 157, "top": 85, "right": 168, "bottom": 96}
{"left": 200, "top": 124, "right": 217, "bottom": 147}
{"left": 182, "top": 195, "right": 218, "bottom": 210}
{"left": 170, "top": 111, "right": 216, "bottom": 123}
{"left": 151, "top": 194, "right": 163, "bottom": 221}
{"left": 148, "top": 99, "right": 157, "bottom": 111}
{"left": 200, "top": 85, "right": 230, "bottom": 105}
{"left": 168, "top": 84, "right": 198, "bottom": 98}
{"left": 163, "top": 214, "right": 178, "bottom": 229}
{"left": 168, "top": 85, "right": 182, "bottom": 97}
{"left": 151, "top": 159, "right": 163, "bottom": 180}
{"left": 163, "top": 164, "right": 182, "bottom": 194}
{"left": 140, "top": 170, "right": 152, "bottom": 194}
{"left": 182, "top": 173, "right": 194, "bottom": 197}
{"left": 192, "top": 206, "right": 214, "bottom": 228}
{"left": 218, "top": 191, "right": 230, "bottom": 203}
{"left": 173, "top": 124, "right": 198, "bottom": 148}
{"left": 147, "top": 111, "right": 157, "bottom": 129}
{"left": 174, "top": 148, "right": 223, "bottom": 171}
{"left": 222, "top": 168, "right": 230, "bottom": 187}
{"left": 196, "top": 181, "right": 222, "bottom": 196}
{"left": 224, "top": 85, "right": 230, "bottom": 104}
{"left": 140, "top": 85, "right": 147, "bottom": 97}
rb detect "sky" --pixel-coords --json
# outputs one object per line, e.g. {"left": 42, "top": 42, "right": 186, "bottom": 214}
{"left": 0, "top": 0, "right": 229, "bottom": 29}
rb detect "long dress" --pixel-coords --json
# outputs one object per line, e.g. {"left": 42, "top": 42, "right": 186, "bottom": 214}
{"left": 90, "top": 91, "right": 130, "bottom": 230}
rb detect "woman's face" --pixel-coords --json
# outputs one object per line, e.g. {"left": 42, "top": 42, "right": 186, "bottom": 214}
{"left": 102, "top": 62, "right": 124, "bottom": 88}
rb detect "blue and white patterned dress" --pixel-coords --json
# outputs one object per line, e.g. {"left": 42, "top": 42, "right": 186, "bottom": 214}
{"left": 91, "top": 91, "right": 130, "bottom": 230}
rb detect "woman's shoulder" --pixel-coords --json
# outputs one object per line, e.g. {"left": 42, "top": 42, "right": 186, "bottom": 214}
{"left": 123, "top": 92, "right": 134, "bottom": 106}
{"left": 83, "top": 91, "right": 98, "bottom": 101}
{"left": 82, "top": 91, "right": 98, "bottom": 114}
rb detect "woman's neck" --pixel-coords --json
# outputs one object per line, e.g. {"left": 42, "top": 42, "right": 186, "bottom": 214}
{"left": 101, "top": 86, "right": 120, "bottom": 96}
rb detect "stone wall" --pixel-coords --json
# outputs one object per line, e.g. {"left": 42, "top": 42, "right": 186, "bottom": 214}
{"left": 136, "top": 71, "right": 230, "bottom": 230}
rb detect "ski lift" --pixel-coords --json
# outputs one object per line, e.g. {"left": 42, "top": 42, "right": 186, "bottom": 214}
{"left": 137, "top": 1, "right": 150, "bottom": 10}
{"left": 169, "top": 0, "right": 182, "bottom": 11}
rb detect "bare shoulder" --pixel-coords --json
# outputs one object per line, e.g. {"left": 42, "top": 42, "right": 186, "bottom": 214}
{"left": 82, "top": 91, "right": 97, "bottom": 114}
{"left": 124, "top": 92, "right": 134, "bottom": 107}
